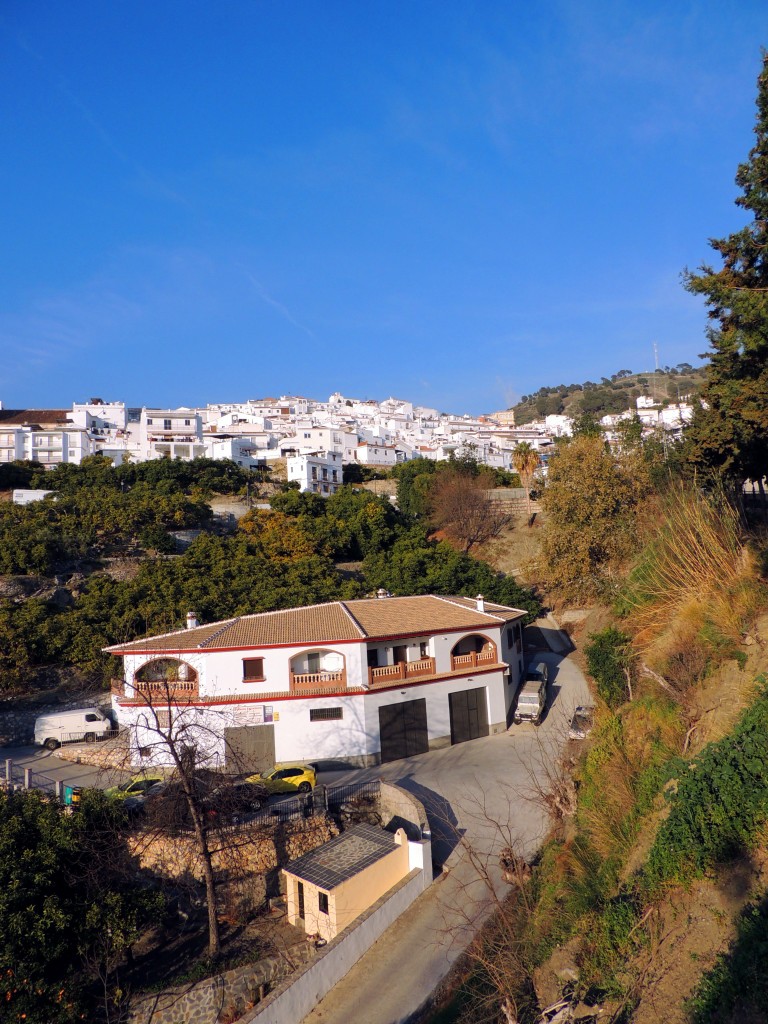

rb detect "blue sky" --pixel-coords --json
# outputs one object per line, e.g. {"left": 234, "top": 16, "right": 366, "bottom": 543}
{"left": 2, "top": 2, "right": 766, "bottom": 413}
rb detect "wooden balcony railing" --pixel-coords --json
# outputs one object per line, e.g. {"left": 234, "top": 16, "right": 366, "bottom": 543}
{"left": 450, "top": 649, "right": 497, "bottom": 671}
{"left": 368, "top": 657, "right": 436, "bottom": 687}
{"left": 290, "top": 669, "right": 347, "bottom": 693}
{"left": 112, "top": 678, "right": 199, "bottom": 702}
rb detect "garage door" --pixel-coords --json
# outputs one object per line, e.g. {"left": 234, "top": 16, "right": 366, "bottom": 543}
{"left": 378, "top": 698, "right": 429, "bottom": 764}
{"left": 449, "top": 687, "right": 489, "bottom": 745}
{"left": 224, "top": 725, "right": 275, "bottom": 773}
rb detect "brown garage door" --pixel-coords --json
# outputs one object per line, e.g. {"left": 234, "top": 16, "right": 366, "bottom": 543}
{"left": 379, "top": 698, "right": 429, "bottom": 764}
{"left": 449, "top": 686, "right": 489, "bottom": 745}
{"left": 224, "top": 725, "right": 275, "bottom": 773}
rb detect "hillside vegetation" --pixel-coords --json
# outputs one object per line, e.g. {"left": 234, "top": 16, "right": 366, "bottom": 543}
{"left": 0, "top": 453, "right": 539, "bottom": 696}
{"left": 512, "top": 365, "right": 705, "bottom": 425}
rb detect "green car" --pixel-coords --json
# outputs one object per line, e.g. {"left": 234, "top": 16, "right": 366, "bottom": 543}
{"left": 106, "top": 774, "right": 164, "bottom": 800}
{"left": 245, "top": 763, "right": 317, "bottom": 794}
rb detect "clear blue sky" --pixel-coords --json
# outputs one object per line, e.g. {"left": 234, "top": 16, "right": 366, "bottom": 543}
{"left": 2, "top": 2, "right": 766, "bottom": 413}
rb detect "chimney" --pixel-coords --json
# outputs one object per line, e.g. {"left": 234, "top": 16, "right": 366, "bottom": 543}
{"left": 476, "top": 594, "right": 485, "bottom": 613}
{"left": 376, "top": 588, "right": 389, "bottom": 599}
{"left": 186, "top": 611, "right": 199, "bottom": 630}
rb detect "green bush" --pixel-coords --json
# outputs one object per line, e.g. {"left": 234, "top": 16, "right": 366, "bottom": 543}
{"left": 644, "top": 677, "right": 768, "bottom": 892}
{"left": 584, "top": 628, "right": 632, "bottom": 708}
{"left": 688, "top": 898, "right": 768, "bottom": 1023}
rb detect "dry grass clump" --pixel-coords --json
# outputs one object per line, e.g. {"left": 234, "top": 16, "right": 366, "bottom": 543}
{"left": 623, "top": 484, "right": 765, "bottom": 688}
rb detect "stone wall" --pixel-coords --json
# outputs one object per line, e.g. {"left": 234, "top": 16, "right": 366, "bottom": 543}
{"left": 133, "top": 815, "right": 339, "bottom": 912}
{"left": 126, "top": 951, "right": 295, "bottom": 1024}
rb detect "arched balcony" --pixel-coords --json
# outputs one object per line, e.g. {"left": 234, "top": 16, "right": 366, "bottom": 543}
{"left": 450, "top": 634, "right": 498, "bottom": 672}
{"left": 290, "top": 649, "right": 347, "bottom": 693}
{"left": 128, "top": 658, "right": 199, "bottom": 701}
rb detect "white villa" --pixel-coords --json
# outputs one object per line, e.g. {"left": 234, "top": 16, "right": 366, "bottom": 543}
{"left": 106, "top": 594, "right": 527, "bottom": 771}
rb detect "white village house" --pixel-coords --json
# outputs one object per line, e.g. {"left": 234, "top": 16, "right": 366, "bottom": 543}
{"left": 106, "top": 595, "right": 527, "bottom": 770}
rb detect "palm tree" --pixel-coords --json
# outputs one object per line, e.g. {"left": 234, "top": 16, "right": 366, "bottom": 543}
{"left": 512, "top": 442, "right": 540, "bottom": 518}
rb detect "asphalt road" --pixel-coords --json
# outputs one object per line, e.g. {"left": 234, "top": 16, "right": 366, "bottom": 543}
{"left": 0, "top": 743, "right": 130, "bottom": 792}
{"left": 301, "top": 650, "right": 591, "bottom": 1024}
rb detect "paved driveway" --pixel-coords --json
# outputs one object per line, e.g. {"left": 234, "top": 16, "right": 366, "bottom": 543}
{"left": 0, "top": 743, "right": 129, "bottom": 793}
{"left": 303, "top": 651, "right": 591, "bottom": 1024}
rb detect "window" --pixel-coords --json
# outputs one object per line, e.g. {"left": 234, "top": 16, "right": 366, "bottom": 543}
{"left": 243, "top": 658, "right": 265, "bottom": 682}
{"left": 146, "top": 418, "right": 153, "bottom": 425}
{"left": 85, "top": 713, "right": 101, "bottom": 722}
{"left": 310, "top": 708, "right": 343, "bottom": 722}
{"left": 306, "top": 652, "right": 321, "bottom": 673}
{"left": 184, "top": 419, "right": 191, "bottom": 426}
{"left": 164, "top": 419, "right": 172, "bottom": 430}
{"left": 318, "top": 891, "right": 329, "bottom": 915}
{"left": 419, "top": 641, "right": 429, "bottom": 659}
{"left": 332, "top": 470, "right": 338, "bottom": 482}
{"left": 297, "top": 881, "right": 305, "bottom": 920}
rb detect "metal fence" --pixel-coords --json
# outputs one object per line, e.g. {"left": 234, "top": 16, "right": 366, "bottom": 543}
{"left": 324, "top": 778, "right": 381, "bottom": 810}
{"left": 2, "top": 759, "right": 71, "bottom": 802}
{"left": 2, "top": 760, "right": 383, "bottom": 826}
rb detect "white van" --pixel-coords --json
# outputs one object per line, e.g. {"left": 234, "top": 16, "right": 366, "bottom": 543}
{"left": 34, "top": 707, "right": 113, "bottom": 750}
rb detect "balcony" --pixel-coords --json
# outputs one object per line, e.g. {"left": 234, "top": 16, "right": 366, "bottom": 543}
{"left": 290, "top": 669, "right": 347, "bottom": 694}
{"left": 450, "top": 649, "right": 497, "bottom": 672}
{"left": 368, "top": 657, "right": 436, "bottom": 687}
{"left": 111, "top": 677, "right": 199, "bottom": 704}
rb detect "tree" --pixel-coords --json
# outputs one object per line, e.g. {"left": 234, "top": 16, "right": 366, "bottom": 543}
{"left": 511, "top": 442, "right": 540, "bottom": 517}
{"left": 571, "top": 411, "right": 604, "bottom": 439}
{"left": 0, "top": 788, "right": 159, "bottom": 1023}
{"left": 429, "top": 467, "right": 508, "bottom": 553}
{"left": 392, "top": 457, "right": 438, "bottom": 519}
{"left": 121, "top": 683, "right": 230, "bottom": 959}
{"left": 683, "top": 54, "right": 768, "bottom": 503}
{"left": 540, "top": 435, "right": 650, "bottom": 599}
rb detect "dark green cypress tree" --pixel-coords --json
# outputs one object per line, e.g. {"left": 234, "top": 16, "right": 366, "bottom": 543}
{"left": 684, "top": 53, "right": 768, "bottom": 501}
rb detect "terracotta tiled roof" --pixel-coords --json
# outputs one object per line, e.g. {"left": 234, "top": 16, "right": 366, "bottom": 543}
{"left": 104, "top": 604, "right": 364, "bottom": 654}
{"left": 344, "top": 595, "right": 522, "bottom": 637}
{"left": 0, "top": 409, "right": 71, "bottom": 427}
{"left": 104, "top": 595, "right": 527, "bottom": 655}
{"left": 437, "top": 595, "right": 527, "bottom": 622}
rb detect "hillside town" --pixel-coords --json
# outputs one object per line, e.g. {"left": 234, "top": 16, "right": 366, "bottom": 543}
{"left": 0, "top": 390, "right": 693, "bottom": 486}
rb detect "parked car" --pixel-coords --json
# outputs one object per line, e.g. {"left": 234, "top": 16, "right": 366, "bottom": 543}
{"left": 246, "top": 763, "right": 317, "bottom": 794}
{"left": 205, "top": 780, "right": 270, "bottom": 822}
{"left": 568, "top": 705, "right": 595, "bottom": 740}
{"left": 34, "top": 707, "right": 113, "bottom": 750}
{"left": 129, "top": 777, "right": 270, "bottom": 827}
{"left": 106, "top": 773, "right": 165, "bottom": 800}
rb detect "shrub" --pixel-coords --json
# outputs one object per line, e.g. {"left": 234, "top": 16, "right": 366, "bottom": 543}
{"left": 623, "top": 485, "right": 765, "bottom": 687}
{"left": 585, "top": 628, "right": 632, "bottom": 708}
{"left": 644, "top": 677, "right": 768, "bottom": 892}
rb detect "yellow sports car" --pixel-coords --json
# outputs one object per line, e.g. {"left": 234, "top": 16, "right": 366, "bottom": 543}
{"left": 106, "top": 773, "right": 164, "bottom": 799}
{"left": 246, "top": 762, "right": 317, "bottom": 794}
